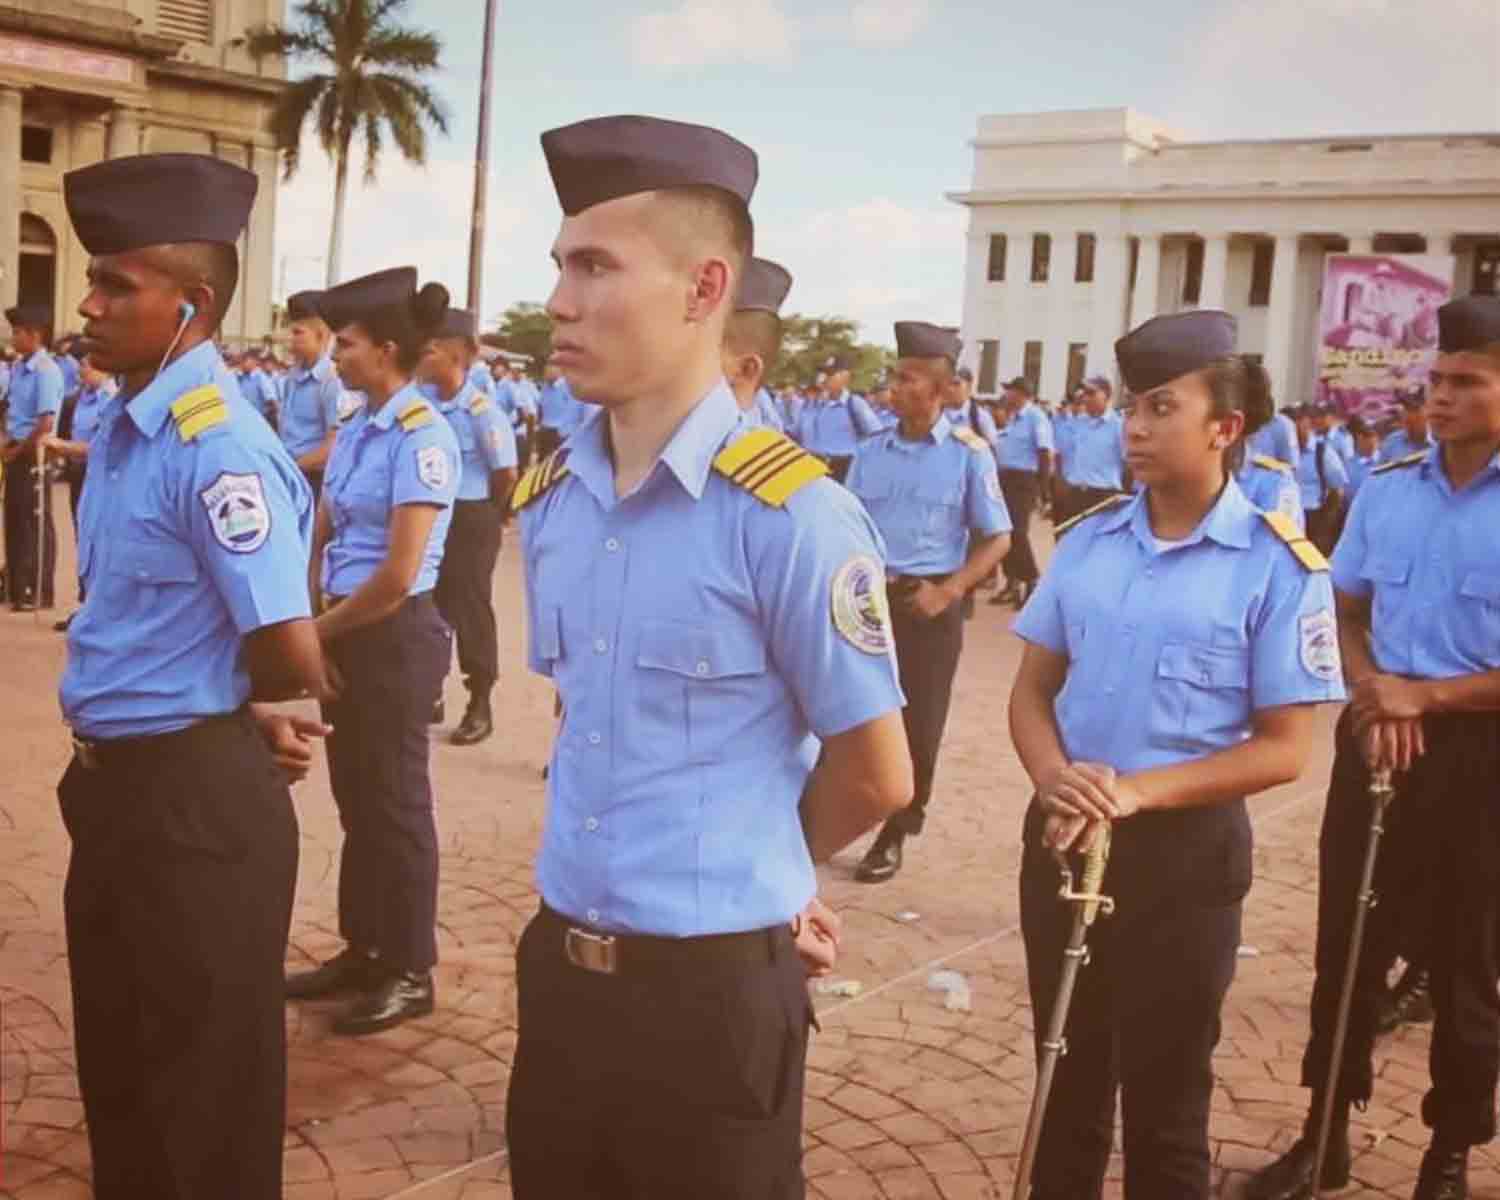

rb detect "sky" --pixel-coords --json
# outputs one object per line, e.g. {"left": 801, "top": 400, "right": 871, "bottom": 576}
{"left": 273, "top": 0, "right": 1500, "bottom": 347}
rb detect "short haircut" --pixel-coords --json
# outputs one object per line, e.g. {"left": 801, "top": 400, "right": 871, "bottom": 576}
{"left": 724, "top": 309, "right": 782, "bottom": 368}
{"left": 141, "top": 241, "right": 240, "bottom": 327}
{"left": 646, "top": 185, "right": 753, "bottom": 276}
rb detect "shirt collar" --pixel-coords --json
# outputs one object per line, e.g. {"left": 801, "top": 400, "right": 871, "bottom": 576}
{"left": 437, "top": 380, "right": 474, "bottom": 412}
{"left": 370, "top": 381, "right": 424, "bottom": 430}
{"left": 895, "top": 413, "right": 950, "bottom": 448}
{"left": 125, "top": 340, "right": 222, "bottom": 437}
{"left": 1102, "top": 477, "right": 1255, "bottom": 552}
{"left": 1420, "top": 445, "right": 1500, "bottom": 490}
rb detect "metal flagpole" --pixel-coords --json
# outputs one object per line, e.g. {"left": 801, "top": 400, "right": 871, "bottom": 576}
{"left": 466, "top": 0, "right": 501, "bottom": 317}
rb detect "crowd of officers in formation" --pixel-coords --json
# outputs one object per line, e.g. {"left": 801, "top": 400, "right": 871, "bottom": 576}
{"left": 0, "top": 114, "right": 1496, "bottom": 1200}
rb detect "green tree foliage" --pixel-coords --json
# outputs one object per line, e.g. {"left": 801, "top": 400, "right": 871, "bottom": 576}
{"left": 774, "top": 315, "right": 895, "bottom": 392}
{"left": 484, "top": 302, "right": 554, "bottom": 370}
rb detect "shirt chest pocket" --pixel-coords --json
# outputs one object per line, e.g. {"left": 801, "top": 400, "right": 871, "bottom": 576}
{"left": 103, "top": 538, "right": 200, "bottom": 633}
{"left": 1148, "top": 641, "right": 1251, "bottom": 753}
{"left": 1365, "top": 555, "right": 1412, "bottom": 631}
{"left": 635, "top": 621, "right": 768, "bottom": 764}
{"left": 1457, "top": 571, "right": 1500, "bottom": 665}
{"left": 913, "top": 478, "right": 962, "bottom": 538}
{"left": 452, "top": 418, "right": 477, "bottom": 455}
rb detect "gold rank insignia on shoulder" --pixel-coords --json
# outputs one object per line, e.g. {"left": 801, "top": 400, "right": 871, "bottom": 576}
{"left": 1251, "top": 454, "right": 1293, "bottom": 474}
{"left": 712, "top": 428, "right": 828, "bottom": 507}
{"left": 469, "top": 394, "right": 493, "bottom": 415}
{"left": 1259, "top": 510, "right": 1329, "bottom": 572}
{"left": 1054, "top": 492, "right": 1130, "bottom": 537}
{"left": 397, "top": 401, "right": 433, "bottom": 431}
{"left": 170, "top": 384, "right": 228, "bottom": 442}
{"left": 511, "top": 450, "right": 570, "bottom": 511}
{"left": 951, "top": 425, "right": 989, "bottom": 452}
{"left": 1373, "top": 450, "right": 1427, "bottom": 475}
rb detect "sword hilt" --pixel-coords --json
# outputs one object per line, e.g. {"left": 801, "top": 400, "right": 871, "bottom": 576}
{"left": 1057, "top": 822, "right": 1114, "bottom": 925}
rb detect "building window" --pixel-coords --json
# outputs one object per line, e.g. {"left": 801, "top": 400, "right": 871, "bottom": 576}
{"left": 1075, "top": 234, "right": 1096, "bottom": 283}
{"left": 1249, "top": 242, "right": 1274, "bottom": 307}
{"left": 20, "top": 126, "right": 52, "bottom": 164}
{"left": 158, "top": 0, "right": 214, "bottom": 43}
{"left": 1066, "top": 343, "right": 1088, "bottom": 395}
{"left": 1023, "top": 341, "right": 1043, "bottom": 393}
{"left": 1182, "top": 239, "right": 1205, "bottom": 304}
{"left": 978, "top": 339, "right": 1000, "bottom": 395}
{"left": 986, "top": 235, "right": 1007, "bottom": 282}
{"left": 1030, "top": 234, "right": 1051, "bottom": 283}
{"left": 1474, "top": 244, "right": 1500, "bottom": 296}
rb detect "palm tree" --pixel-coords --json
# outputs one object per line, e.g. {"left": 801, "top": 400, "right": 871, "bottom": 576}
{"left": 240, "top": 0, "right": 450, "bottom": 286}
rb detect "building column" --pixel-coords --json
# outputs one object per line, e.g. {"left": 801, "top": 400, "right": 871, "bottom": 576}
{"left": 0, "top": 87, "right": 20, "bottom": 310}
{"left": 244, "top": 142, "right": 278, "bottom": 341}
{"left": 1128, "top": 234, "right": 1161, "bottom": 331}
{"left": 1264, "top": 233, "right": 1301, "bottom": 402}
{"left": 1087, "top": 233, "right": 1129, "bottom": 380}
{"left": 106, "top": 105, "right": 143, "bottom": 159}
{"left": 1042, "top": 230, "right": 1078, "bottom": 398}
{"left": 1199, "top": 233, "right": 1229, "bottom": 309}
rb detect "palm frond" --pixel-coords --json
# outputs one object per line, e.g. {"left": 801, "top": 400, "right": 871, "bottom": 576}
{"left": 270, "top": 74, "right": 331, "bottom": 176}
{"left": 361, "top": 29, "right": 442, "bottom": 71}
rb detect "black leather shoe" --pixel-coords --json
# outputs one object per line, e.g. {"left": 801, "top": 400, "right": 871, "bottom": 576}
{"left": 1413, "top": 1146, "right": 1468, "bottom": 1200}
{"left": 855, "top": 828, "right": 904, "bottom": 884}
{"left": 332, "top": 971, "right": 434, "bottom": 1037}
{"left": 1377, "top": 965, "right": 1433, "bottom": 1035}
{"left": 429, "top": 698, "right": 445, "bottom": 725}
{"left": 450, "top": 693, "right": 493, "bottom": 746}
{"left": 988, "top": 583, "right": 1018, "bottom": 607}
{"left": 53, "top": 612, "right": 75, "bottom": 632}
{"left": 285, "top": 947, "right": 381, "bottom": 1000}
{"left": 1245, "top": 1132, "right": 1351, "bottom": 1200}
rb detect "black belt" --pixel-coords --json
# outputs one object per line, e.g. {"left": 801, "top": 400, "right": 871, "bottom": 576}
{"left": 71, "top": 708, "right": 248, "bottom": 772}
{"left": 887, "top": 571, "right": 951, "bottom": 592}
{"left": 537, "top": 904, "right": 782, "bottom": 977}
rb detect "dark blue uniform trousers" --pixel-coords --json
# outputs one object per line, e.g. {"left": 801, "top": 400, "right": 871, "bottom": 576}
{"left": 434, "top": 498, "right": 503, "bottom": 693}
{"left": 886, "top": 587, "right": 964, "bottom": 837}
{"left": 59, "top": 710, "right": 297, "bottom": 1200}
{"left": 323, "top": 593, "right": 449, "bottom": 973}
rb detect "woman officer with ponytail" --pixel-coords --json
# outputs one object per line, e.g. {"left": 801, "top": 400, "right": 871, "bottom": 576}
{"left": 284, "top": 268, "right": 460, "bottom": 1036}
{"left": 1007, "top": 311, "right": 1346, "bottom": 1199}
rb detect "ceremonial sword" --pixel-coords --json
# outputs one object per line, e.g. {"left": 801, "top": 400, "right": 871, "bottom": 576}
{"left": 33, "top": 437, "right": 44, "bottom": 625}
{"left": 1012, "top": 822, "right": 1115, "bottom": 1200}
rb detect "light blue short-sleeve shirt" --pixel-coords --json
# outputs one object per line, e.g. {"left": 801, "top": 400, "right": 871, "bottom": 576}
{"left": 1061, "top": 412, "right": 1125, "bottom": 489}
{"left": 1238, "top": 455, "right": 1305, "bottom": 527}
{"left": 995, "top": 401, "right": 1055, "bottom": 472}
{"left": 1247, "top": 411, "right": 1298, "bottom": 466}
{"left": 6, "top": 349, "right": 63, "bottom": 440}
{"left": 437, "top": 381, "right": 518, "bottom": 500}
{"left": 793, "top": 391, "right": 881, "bottom": 457}
{"left": 1296, "top": 437, "right": 1350, "bottom": 510}
{"left": 279, "top": 354, "right": 343, "bottom": 459}
{"left": 520, "top": 384, "right": 905, "bottom": 937}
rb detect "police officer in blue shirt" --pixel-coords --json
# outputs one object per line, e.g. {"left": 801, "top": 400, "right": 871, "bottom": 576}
{"left": 1247, "top": 401, "right": 1299, "bottom": 466}
{"left": 722, "top": 255, "right": 791, "bottom": 430}
{"left": 947, "top": 364, "right": 1001, "bottom": 447}
{"left": 1012, "top": 310, "right": 1345, "bottom": 1199}
{"left": 280, "top": 290, "right": 348, "bottom": 501}
{"left": 1054, "top": 374, "right": 1126, "bottom": 525}
{"left": 791, "top": 351, "right": 881, "bottom": 482}
{"left": 1249, "top": 295, "right": 1500, "bottom": 1200}
{"left": 1379, "top": 385, "right": 1435, "bottom": 462}
{"left": 535, "top": 360, "right": 585, "bottom": 458}
{"left": 284, "top": 268, "right": 460, "bottom": 1037}
{"left": 57, "top": 151, "right": 328, "bottom": 1200}
{"left": 847, "top": 321, "right": 1011, "bottom": 883}
{"left": 506, "top": 113, "right": 911, "bottom": 1199}
{"left": 1292, "top": 402, "right": 1350, "bottom": 554}
{"left": 993, "top": 375, "right": 1055, "bottom": 607}
{"left": 424, "top": 307, "right": 518, "bottom": 746}
{"left": 1344, "top": 415, "right": 1382, "bottom": 499}
{"left": 1235, "top": 374, "right": 1304, "bottom": 526}
{"left": 43, "top": 356, "right": 116, "bottom": 628}
{"left": 3, "top": 303, "right": 62, "bottom": 610}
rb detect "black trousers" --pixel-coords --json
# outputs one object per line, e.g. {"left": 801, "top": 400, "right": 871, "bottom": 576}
{"left": 506, "top": 908, "right": 811, "bottom": 1199}
{"left": 434, "top": 498, "right": 503, "bottom": 693}
{"left": 1019, "top": 801, "right": 1246, "bottom": 1199}
{"left": 322, "top": 594, "right": 450, "bottom": 973}
{"left": 1300, "top": 710, "right": 1500, "bottom": 1144}
{"left": 59, "top": 710, "right": 298, "bottom": 1200}
{"left": 1000, "top": 470, "right": 1040, "bottom": 584}
{"left": 885, "top": 586, "right": 964, "bottom": 837}
{"left": 515, "top": 430, "right": 531, "bottom": 472}
{"left": 3, "top": 453, "right": 56, "bottom": 606}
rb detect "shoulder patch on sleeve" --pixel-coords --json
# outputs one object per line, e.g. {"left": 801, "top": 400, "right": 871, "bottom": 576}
{"left": 468, "top": 394, "right": 493, "bottom": 415}
{"left": 831, "top": 555, "right": 892, "bottom": 654}
{"left": 1252, "top": 454, "right": 1293, "bottom": 474}
{"left": 951, "top": 424, "right": 989, "bottom": 451}
{"left": 1054, "top": 492, "right": 1129, "bottom": 538}
{"left": 1373, "top": 451, "right": 1427, "bottom": 475}
{"left": 1259, "top": 509, "right": 1330, "bottom": 572}
{"left": 511, "top": 450, "right": 570, "bottom": 511}
{"left": 170, "top": 384, "right": 228, "bottom": 442}
{"left": 397, "top": 401, "right": 434, "bottom": 431}
{"left": 712, "top": 428, "right": 829, "bottom": 508}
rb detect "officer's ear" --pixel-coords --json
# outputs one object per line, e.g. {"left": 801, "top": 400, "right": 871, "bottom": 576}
{"left": 686, "top": 256, "right": 733, "bottom": 325}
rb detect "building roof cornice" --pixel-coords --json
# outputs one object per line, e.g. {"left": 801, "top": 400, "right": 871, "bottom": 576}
{"left": 947, "top": 180, "right": 1500, "bottom": 207}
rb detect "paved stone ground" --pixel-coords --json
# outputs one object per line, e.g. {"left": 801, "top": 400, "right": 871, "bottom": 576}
{"left": 3, "top": 494, "right": 1497, "bottom": 1199}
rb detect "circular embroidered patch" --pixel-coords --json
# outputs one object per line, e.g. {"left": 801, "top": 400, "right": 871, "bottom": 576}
{"left": 831, "top": 554, "right": 892, "bottom": 655}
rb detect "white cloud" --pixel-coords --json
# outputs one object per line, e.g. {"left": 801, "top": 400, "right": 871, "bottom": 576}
{"left": 627, "top": 0, "right": 798, "bottom": 69}
{"left": 850, "top": 0, "right": 932, "bottom": 47}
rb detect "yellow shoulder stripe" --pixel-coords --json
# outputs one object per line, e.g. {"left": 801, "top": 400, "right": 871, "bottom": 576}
{"left": 1055, "top": 492, "right": 1129, "bottom": 537}
{"left": 398, "top": 401, "right": 433, "bottom": 431}
{"left": 469, "top": 395, "right": 493, "bottom": 415}
{"left": 1259, "top": 510, "right": 1329, "bottom": 572}
{"left": 1251, "top": 454, "right": 1293, "bottom": 474}
{"left": 951, "top": 425, "right": 989, "bottom": 452}
{"left": 1373, "top": 451, "right": 1426, "bottom": 475}
{"left": 712, "top": 428, "right": 828, "bottom": 507}
{"left": 510, "top": 450, "right": 570, "bottom": 511}
{"left": 170, "top": 384, "right": 227, "bottom": 442}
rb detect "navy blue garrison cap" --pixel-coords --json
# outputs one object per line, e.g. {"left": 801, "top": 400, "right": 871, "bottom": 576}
{"left": 435, "top": 308, "right": 477, "bottom": 340}
{"left": 1116, "top": 309, "right": 1237, "bottom": 394}
{"left": 4, "top": 304, "right": 52, "bottom": 331}
{"left": 64, "top": 153, "right": 257, "bottom": 256}
{"left": 736, "top": 257, "right": 792, "bottom": 314}
{"left": 894, "top": 321, "right": 961, "bottom": 362}
{"left": 541, "top": 115, "right": 758, "bottom": 217}
{"left": 1437, "top": 295, "right": 1500, "bottom": 353}
{"left": 286, "top": 291, "right": 322, "bottom": 322}
{"left": 316, "top": 267, "right": 448, "bottom": 338}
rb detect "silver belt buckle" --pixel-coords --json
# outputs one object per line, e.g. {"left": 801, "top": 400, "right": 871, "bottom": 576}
{"left": 72, "top": 736, "right": 101, "bottom": 770}
{"left": 564, "top": 927, "right": 619, "bottom": 975}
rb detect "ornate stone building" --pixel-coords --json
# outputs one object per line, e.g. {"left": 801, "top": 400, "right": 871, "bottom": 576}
{"left": 0, "top": 0, "right": 285, "bottom": 343}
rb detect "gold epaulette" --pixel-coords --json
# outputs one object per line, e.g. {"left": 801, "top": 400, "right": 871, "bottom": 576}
{"left": 511, "top": 451, "right": 570, "bottom": 511}
{"left": 712, "top": 428, "right": 828, "bottom": 507}
{"left": 397, "top": 401, "right": 433, "bottom": 431}
{"left": 1259, "top": 510, "right": 1329, "bottom": 572}
{"left": 1373, "top": 451, "right": 1427, "bottom": 475}
{"left": 1251, "top": 454, "right": 1293, "bottom": 474}
{"left": 170, "top": 384, "right": 228, "bottom": 442}
{"left": 951, "top": 425, "right": 989, "bottom": 452}
{"left": 469, "top": 394, "right": 493, "bottom": 415}
{"left": 1054, "top": 492, "right": 1129, "bottom": 537}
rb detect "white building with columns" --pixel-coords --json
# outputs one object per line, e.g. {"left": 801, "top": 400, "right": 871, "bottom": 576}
{"left": 0, "top": 0, "right": 285, "bottom": 344}
{"left": 949, "top": 109, "right": 1500, "bottom": 403}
